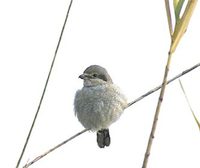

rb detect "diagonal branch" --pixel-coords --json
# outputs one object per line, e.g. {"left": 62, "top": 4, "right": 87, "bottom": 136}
{"left": 23, "top": 129, "right": 89, "bottom": 168}
{"left": 23, "top": 62, "right": 200, "bottom": 168}
{"left": 127, "top": 62, "right": 200, "bottom": 108}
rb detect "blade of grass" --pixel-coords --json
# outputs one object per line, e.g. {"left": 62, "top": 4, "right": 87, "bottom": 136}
{"left": 174, "top": 0, "right": 179, "bottom": 9}
{"left": 174, "top": 0, "right": 185, "bottom": 20}
{"left": 179, "top": 80, "right": 200, "bottom": 130}
{"left": 165, "top": 0, "right": 174, "bottom": 36}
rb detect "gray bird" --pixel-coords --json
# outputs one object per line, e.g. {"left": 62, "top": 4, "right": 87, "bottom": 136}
{"left": 74, "top": 65, "right": 127, "bottom": 148}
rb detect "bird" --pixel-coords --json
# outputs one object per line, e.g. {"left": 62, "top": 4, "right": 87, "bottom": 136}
{"left": 74, "top": 65, "right": 127, "bottom": 148}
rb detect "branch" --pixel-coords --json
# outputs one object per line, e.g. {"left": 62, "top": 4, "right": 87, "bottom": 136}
{"left": 15, "top": 1, "right": 74, "bottom": 168}
{"left": 23, "top": 62, "right": 200, "bottom": 168}
{"left": 23, "top": 129, "right": 89, "bottom": 168}
{"left": 127, "top": 62, "right": 200, "bottom": 108}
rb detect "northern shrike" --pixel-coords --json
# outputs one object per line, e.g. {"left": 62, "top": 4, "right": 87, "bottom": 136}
{"left": 74, "top": 65, "right": 127, "bottom": 148}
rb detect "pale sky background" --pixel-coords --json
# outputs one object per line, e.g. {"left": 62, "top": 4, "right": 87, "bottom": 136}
{"left": 0, "top": 0, "right": 200, "bottom": 168}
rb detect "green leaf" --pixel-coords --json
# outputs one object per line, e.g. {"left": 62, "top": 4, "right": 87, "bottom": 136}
{"left": 170, "top": 0, "right": 197, "bottom": 53}
{"left": 175, "top": 0, "right": 185, "bottom": 20}
{"left": 173, "top": 0, "right": 179, "bottom": 10}
{"left": 192, "top": 111, "right": 200, "bottom": 131}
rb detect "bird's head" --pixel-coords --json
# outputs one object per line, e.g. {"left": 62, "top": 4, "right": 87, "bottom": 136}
{"left": 79, "top": 65, "right": 113, "bottom": 87}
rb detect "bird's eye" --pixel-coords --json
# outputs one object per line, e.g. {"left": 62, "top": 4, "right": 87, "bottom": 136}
{"left": 92, "top": 73, "right": 98, "bottom": 77}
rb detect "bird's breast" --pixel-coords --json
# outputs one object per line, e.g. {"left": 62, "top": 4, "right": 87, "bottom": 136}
{"left": 74, "top": 84, "right": 127, "bottom": 130}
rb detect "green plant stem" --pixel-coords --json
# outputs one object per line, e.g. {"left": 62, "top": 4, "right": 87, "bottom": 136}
{"left": 175, "top": 0, "right": 185, "bottom": 20}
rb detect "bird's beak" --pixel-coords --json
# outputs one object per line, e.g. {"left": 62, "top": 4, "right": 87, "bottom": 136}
{"left": 79, "top": 73, "right": 91, "bottom": 79}
{"left": 79, "top": 74, "right": 85, "bottom": 79}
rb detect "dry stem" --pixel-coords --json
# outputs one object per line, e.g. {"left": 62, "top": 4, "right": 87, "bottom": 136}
{"left": 142, "top": 51, "right": 172, "bottom": 168}
{"left": 15, "top": 1, "right": 74, "bottom": 168}
{"left": 165, "top": 0, "right": 173, "bottom": 36}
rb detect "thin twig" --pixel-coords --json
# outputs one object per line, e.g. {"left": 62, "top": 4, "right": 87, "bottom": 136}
{"left": 179, "top": 80, "right": 200, "bottom": 130}
{"left": 127, "top": 62, "right": 200, "bottom": 108}
{"left": 142, "top": 51, "right": 172, "bottom": 168}
{"left": 23, "top": 129, "right": 89, "bottom": 168}
{"left": 15, "top": 1, "right": 74, "bottom": 168}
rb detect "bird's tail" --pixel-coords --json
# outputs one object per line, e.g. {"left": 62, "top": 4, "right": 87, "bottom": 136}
{"left": 97, "top": 129, "right": 110, "bottom": 148}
